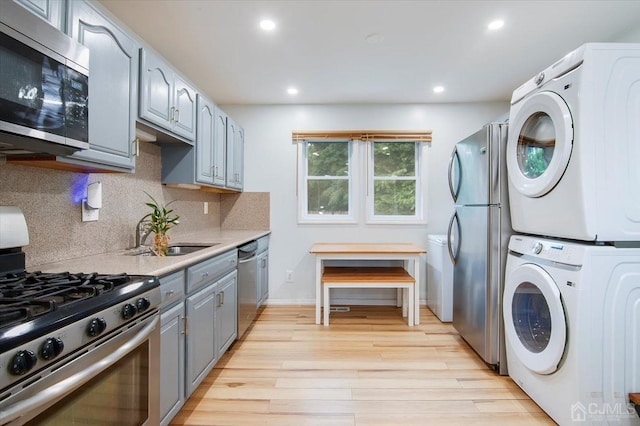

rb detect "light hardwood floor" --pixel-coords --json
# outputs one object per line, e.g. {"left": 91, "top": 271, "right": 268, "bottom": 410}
{"left": 170, "top": 305, "right": 556, "bottom": 426}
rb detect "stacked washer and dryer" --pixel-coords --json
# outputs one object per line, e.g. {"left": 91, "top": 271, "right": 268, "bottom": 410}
{"left": 504, "top": 44, "right": 640, "bottom": 425}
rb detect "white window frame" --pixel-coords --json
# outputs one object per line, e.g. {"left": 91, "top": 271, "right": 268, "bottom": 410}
{"left": 297, "top": 139, "right": 358, "bottom": 224}
{"left": 365, "top": 141, "right": 425, "bottom": 224}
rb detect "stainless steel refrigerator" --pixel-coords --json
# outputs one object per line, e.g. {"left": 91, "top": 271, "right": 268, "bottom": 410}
{"left": 446, "top": 121, "right": 511, "bottom": 375}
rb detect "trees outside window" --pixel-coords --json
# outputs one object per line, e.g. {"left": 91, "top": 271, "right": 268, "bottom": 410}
{"left": 298, "top": 139, "right": 423, "bottom": 224}
{"left": 368, "top": 142, "right": 421, "bottom": 222}
{"left": 299, "top": 140, "right": 355, "bottom": 222}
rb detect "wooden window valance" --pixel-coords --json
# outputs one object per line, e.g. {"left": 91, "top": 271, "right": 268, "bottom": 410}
{"left": 292, "top": 130, "right": 432, "bottom": 142}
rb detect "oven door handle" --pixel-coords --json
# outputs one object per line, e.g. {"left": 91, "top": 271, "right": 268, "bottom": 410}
{"left": 0, "top": 316, "right": 159, "bottom": 425}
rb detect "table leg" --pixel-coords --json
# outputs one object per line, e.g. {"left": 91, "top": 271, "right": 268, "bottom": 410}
{"left": 315, "top": 257, "right": 322, "bottom": 325}
{"left": 413, "top": 257, "right": 420, "bottom": 325}
{"left": 323, "top": 283, "right": 330, "bottom": 326}
{"left": 408, "top": 284, "right": 414, "bottom": 326}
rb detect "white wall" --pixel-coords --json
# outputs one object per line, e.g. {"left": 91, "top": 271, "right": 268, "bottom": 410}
{"left": 223, "top": 103, "right": 508, "bottom": 304}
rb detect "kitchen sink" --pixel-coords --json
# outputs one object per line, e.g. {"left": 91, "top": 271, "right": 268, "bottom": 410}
{"left": 127, "top": 243, "right": 219, "bottom": 257}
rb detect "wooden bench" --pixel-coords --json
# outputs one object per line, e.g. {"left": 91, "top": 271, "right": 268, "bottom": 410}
{"left": 630, "top": 393, "right": 640, "bottom": 417}
{"left": 321, "top": 266, "right": 416, "bottom": 326}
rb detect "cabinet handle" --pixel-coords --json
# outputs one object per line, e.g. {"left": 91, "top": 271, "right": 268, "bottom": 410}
{"left": 170, "top": 107, "right": 175, "bottom": 123}
{"left": 221, "top": 291, "right": 225, "bottom": 305}
{"left": 182, "top": 316, "right": 188, "bottom": 336}
{"left": 202, "top": 272, "right": 209, "bottom": 279}
{"left": 132, "top": 138, "right": 140, "bottom": 157}
{"left": 165, "top": 290, "right": 175, "bottom": 297}
{"left": 216, "top": 293, "right": 222, "bottom": 307}
{"left": 174, "top": 109, "right": 180, "bottom": 123}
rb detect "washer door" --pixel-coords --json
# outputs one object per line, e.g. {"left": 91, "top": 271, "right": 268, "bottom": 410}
{"left": 503, "top": 263, "right": 567, "bottom": 374}
{"left": 507, "top": 91, "right": 573, "bottom": 197}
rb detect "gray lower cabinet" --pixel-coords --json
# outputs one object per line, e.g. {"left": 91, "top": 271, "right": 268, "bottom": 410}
{"left": 185, "top": 281, "right": 217, "bottom": 397}
{"left": 256, "top": 235, "right": 270, "bottom": 308}
{"left": 184, "top": 249, "right": 238, "bottom": 398}
{"left": 257, "top": 250, "right": 269, "bottom": 308}
{"left": 63, "top": 0, "right": 138, "bottom": 172}
{"left": 160, "top": 302, "right": 185, "bottom": 426}
{"left": 159, "top": 270, "right": 185, "bottom": 426}
{"left": 12, "top": 0, "right": 65, "bottom": 30}
{"left": 215, "top": 271, "right": 238, "bottom": 359}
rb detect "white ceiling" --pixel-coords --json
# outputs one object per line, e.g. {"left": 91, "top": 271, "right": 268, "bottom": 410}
{"left": 98, "top": 0, "right": 640, "bottom": 105}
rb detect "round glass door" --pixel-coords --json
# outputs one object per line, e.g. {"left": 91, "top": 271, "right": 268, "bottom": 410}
{"left": 507, "top": 91, "right": 573, "bottom": 197}
{"left": 503, "top": 263, "right": 566, "bottom": 374}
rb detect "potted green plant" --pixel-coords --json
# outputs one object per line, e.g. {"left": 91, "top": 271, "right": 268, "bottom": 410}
{"left": 144, "top": 191, "right": 180, "bottom": 256}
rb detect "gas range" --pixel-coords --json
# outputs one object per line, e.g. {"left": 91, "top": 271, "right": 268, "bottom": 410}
{"left": 0, "top": 207, "right": 160, "bottom": 398}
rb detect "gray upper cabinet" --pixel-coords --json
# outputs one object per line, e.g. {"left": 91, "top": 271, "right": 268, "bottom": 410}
{"left": 163, "top": 97, "right": 231, "bottom": 190}
{"left": 226, "top": 117, "right": 244, "bottom": 190}
{"left": 64, "top": 0, "right": 138, "bottom": 172}
{"left": 195, "top": 95, "right": 226, "bottom": 186}
{"left": 213, "top": 107, "right": 227, "bottom": 187}
{"left": 12, "top": 0, "right": 65, "bottom": 30}
{"left": 195, "top": 95, "right": 215, "bottom": 185}
{"left": 140, "top": 49, "right": 196, "bottom": 143}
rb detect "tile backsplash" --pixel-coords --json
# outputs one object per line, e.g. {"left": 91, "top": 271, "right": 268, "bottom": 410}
{"left": 0, "top": 142, "right": 269, "bottom": 267}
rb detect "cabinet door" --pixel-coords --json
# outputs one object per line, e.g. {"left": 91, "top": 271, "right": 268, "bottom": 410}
{"left": 139, "top": 49, "right": 173, "bottom": 131}
{"left": 196, "top": 95, "right": 215, "bottom": 185}
{"left": 173, "top": 76, "right": 197, "bottom": 141}
{"left": 185, "top": 284, "right": 216, "bottom": 397}
{"left": 66, "top": 0, "right": 137, "bottom": 171}
{"left": 12, "top": 0, "right": 64, "bottom": 30}
{"left": 160, "top": 302, "right": 185, "bottom": 426}
{"left": 213, "top": 108, "right": 227, "bottom": 187}
{"left": 226, "top": 117, "right": 243, "bottom": 190}
{"left": 257, "top": 251, "right": 269, "bottom": 307}
{"left": 215, "top": 271, "right": 238, "bottom": 358}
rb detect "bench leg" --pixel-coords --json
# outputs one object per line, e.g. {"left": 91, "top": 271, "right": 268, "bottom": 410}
{"left": 407, "top": 284, "right": 414, "bottom": 326}
{"left": 396, "top": 288, "right": 402, "bottom": 307}
{"left": 323, "top": 284, "right": 330, "bottom": 326}
{"left": 402, "top": 288, "right": 408, "bottom": 318}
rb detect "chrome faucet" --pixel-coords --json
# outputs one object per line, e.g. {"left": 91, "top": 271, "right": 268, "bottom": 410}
{"left": 135, "top": 214, "right": 152, "bottom": 248}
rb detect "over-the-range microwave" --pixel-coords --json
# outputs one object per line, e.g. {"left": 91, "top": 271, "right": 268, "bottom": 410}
{"left": 0, "top": 1, "right": 89, "bottom": 158}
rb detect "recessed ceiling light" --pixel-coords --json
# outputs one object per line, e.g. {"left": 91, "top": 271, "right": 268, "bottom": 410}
{"left": 488, "top": 19, "right": 504, "bottom": 31}
{"left": 433, "top": 86, "right": 445, "bottom": 94}
{"left": 260, "top": 19, "right": 276, "bottom": 31}
{"left": 287, "top": 87, "right": 299, "bottom": 95}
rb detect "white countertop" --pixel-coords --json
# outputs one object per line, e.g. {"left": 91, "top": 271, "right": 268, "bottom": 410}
{"left": 33, "top": 229, "right": 270, "bottom": 278}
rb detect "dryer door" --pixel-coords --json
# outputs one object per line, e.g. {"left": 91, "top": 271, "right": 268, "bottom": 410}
{"left": 507, "top": 91, "right": 573, "bottom": 197}
{"left": 503, "top": 263, "right": 567, "bottom": 374}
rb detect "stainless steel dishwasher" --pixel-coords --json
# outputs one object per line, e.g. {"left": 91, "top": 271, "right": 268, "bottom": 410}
{"left": 237, "top": 240, "right": 258, "bottom": 338}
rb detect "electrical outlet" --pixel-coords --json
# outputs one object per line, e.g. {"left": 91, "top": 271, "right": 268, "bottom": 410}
{"left": 286, "top": 270, "right": 294, "bottom": 282}
{"left": 204, "top": 202, "right": 208, "bottom": 214}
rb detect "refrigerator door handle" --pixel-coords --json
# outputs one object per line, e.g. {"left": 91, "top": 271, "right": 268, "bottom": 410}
{"left": 447, "top": 212, "right": 460, "bottom": 265}
{"left": 448, "top": 148, "right": 461, "bottom": 202}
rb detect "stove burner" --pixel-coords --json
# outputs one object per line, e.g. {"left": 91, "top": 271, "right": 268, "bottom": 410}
{"left": 0, "top": 271, "right": 131, "bottom": 330}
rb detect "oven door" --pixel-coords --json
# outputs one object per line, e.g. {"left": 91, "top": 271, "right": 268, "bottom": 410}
{"left": 0, "top": 312, "right": 160, "bottom": 426}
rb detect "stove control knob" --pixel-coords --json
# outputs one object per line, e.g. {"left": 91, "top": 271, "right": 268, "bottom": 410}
{"left": 10, "top": 350, "right": 37, "bottom": 376}
{"left": 87, "top": 317, "right": 107, "bottom": 337}
{"left": 40, "top": 337, "right": 64, "bottom": 360}
{"left": 136, "top": 297, "right": 151, "bottom": 313}
{"left": 122, "top": 303, "right": 138, "bottom": 320}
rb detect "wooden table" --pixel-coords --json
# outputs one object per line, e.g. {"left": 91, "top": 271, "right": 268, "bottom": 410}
{"left": 310, "top": 243, "right": 426, "bottom": 326}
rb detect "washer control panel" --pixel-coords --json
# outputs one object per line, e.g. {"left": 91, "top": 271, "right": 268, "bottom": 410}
{"left": 509, "top": 235, "right": 585, "bottom": 266}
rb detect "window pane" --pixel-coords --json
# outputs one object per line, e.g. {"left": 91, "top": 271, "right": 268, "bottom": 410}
{"left": 308, "top": 142, "right": 349, "bottom": 177}
{"left": 308, "top": 179, "right": 349, "bottom": 215}
{"left": 374, "top": 180, "right": 416, "bottom": 215}
{"left": 373, "top": 142, "right": 415, "bottom": 177}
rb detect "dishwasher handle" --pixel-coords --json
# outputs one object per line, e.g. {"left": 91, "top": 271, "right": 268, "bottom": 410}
{"left": 238, "top": 240, "right": 258, "bottom": 262}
